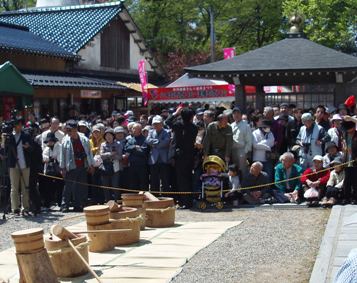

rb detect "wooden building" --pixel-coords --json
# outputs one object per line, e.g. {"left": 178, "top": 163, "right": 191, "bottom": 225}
{"left": 0, "top": 1, "right": 163, "bottom": 118}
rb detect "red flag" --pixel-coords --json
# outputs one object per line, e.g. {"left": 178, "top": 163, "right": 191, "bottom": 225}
{"left": 345, "top": 95, "right": 356, "bottom": 108}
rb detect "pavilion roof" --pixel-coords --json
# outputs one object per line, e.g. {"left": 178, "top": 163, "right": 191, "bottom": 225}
{"left": 186, "top": 36, "right": 357, "bottom": 75}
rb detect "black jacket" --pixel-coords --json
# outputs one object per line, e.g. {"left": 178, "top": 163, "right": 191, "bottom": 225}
{"left": 166, "top": 114, "right": 198, "bottom": 159}
{"left": 5, "top": 131, "right": 33, "bottom": 168}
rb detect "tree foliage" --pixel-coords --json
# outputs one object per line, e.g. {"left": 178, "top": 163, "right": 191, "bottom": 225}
{"left": 0, "top": 0, "right": 35, "bottom": 10}
{"left": 282, "top": 0, "right": 357, "bottom": 53}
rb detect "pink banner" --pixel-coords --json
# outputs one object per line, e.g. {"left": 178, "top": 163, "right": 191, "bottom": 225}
{"left": 223, "top": 47, "right": 236, "bottom": 95}
{"left": 223, "top": 47, "right": 235, "bottom": 60}
{"left": 138, "top": 59, "right": 149, "bottom": 106}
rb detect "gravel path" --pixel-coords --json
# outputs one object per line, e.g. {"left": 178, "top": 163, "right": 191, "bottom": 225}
{"left": 0, "top": 207, "right": 329, "bottom": 283}
{"left": 173, "top": 208, "right": 330, "bottom": 283}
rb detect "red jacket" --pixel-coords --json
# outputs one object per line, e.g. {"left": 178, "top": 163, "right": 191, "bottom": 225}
{"left": 300, "top": 168, "right": 330, "bottom": 186}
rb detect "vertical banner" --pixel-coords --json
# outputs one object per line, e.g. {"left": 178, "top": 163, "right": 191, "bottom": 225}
{"left": 138, "top": 59, "right": 149, "bottom": 106}
{"left": 223, "top": 47, "right": 236, "bottom": 95}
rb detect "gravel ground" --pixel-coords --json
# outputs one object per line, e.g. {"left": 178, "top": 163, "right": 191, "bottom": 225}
{"left": 0, "top": 209, "right": 84, "bottom": 251}
{"left": 0, "top": 206, "right": 329, "bottom": 283}
{"left": 173, "top": 207, "right": 330, "bottom": 283}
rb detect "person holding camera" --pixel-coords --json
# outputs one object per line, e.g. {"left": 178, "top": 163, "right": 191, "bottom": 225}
{"left": 59, "top": 120, "right": 94, "bottom": 212}
{"left": 6, "top": 117, "right": 32, "bottom": 216}
{"left": 42, "top": 132, "right": 62, "bottom": 208}
{"left": 296, "top": 113, "right": 328, "bottom": 170}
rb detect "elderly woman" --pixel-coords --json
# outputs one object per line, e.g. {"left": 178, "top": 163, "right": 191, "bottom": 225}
{"left": 301, "top": 155, "right": 330, "bottom": 206}
{"left": 274, "top": 152, "right": 303, "bottom": 203}
{"left": 296, "top": 112, "right": 327, "bottom": 170}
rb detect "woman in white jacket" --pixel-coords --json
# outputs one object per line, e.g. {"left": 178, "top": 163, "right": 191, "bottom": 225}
{"left": 252, "top": 119, "right": 275, "bottom": 180}
{"left": 42, "top": 132, "right": 62, "bottom": 208}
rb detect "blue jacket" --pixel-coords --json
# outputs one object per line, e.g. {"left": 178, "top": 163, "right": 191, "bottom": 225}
{"left": 274, "top": 163, "right": 303, "bottom": 192}
{"left": 146, "top": 129, "right": 170, "bottom": 165}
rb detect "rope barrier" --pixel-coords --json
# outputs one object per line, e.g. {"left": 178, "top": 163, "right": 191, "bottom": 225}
{"left": 38, "top": 159, "right": 356, "bottom": 196}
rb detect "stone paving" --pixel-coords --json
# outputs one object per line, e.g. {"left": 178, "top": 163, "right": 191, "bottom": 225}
{"left": 0, "top": 221, "right": 241, "bottom": 283}
{"left": 310, "top": 205, "right": 357, "bottom": 283}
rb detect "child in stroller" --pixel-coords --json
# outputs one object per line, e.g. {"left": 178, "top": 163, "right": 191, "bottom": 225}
{"left": 197, "top": 155, "right": 227, "bottom": 209}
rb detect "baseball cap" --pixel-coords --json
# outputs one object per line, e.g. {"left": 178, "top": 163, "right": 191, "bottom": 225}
{"left": 313, "top": 155, "right": 323, "bottom": 162}
{"left": 65, "top": 120, "right": 78, "bottom": 129}
{"left": 152, "top": 115, "right": 163, "bottom": 124}
{"left": 114, "top": 126, "right": 125, "bottom": 134}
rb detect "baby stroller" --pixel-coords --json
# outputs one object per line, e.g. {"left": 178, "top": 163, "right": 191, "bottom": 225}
{"left": 197, "top": 155, "right": 227, "bottom": 210}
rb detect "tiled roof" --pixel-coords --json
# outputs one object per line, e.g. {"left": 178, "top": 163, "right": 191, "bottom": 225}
{"left": 0, "top": 22, "right": 76, "bottom": 59}
{"left": 23, "top": 73, "right": 127, "bottom": 90}
{"left": 0, "top": 1, "right": 124, "bottom": 53}
{"left": 186, "top": 36, "right": 357, "bottom": 74}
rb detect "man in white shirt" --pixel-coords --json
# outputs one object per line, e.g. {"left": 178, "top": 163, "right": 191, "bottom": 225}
{"left": 252, "top": 119, "right": 275, "bottom": 180}
{"left": 41, "top": 117, "right": 64, "bottom": 149}
{"left": 231, "top": 107, "right": 252, "bottom": 178}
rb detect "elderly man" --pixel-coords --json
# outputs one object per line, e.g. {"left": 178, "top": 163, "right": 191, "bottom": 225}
{"left": 274, "top": 152, "right": 303, "bottom": 203}
{"left": 41, "top": 117, "right": 64, "bottom": 149}
{"left": 296, "top": 112, "right": 328, "bottom": 170}
{"left": 146, "top": 115, "right": 171, "bottom": 192}
{"left": 231, "top": 107, "right": 252, "bottom": 178}
{"left": 203, "top": 112, "right": 233, "bottom": 163}
{"left": 240, "top": 161, "right": 270, "bottom": 204}
{"left": 59, "top": 120, "right": 94, "bottom": 212}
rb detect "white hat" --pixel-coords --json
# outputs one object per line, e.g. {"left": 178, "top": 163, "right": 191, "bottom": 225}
{"left": 152, "top": 115, "right": 163, "bottom": 124}
{"left": 92, "top": 125, "right": 101, "bottom": 132}
{"left": 313, "top": 155, "right": 324, "bottom": 162}
{"left": 78, "top": 120, "right": 88, "bottom": 127}
{"left": 331, "top": 114, "right": 342, "bottom": 121}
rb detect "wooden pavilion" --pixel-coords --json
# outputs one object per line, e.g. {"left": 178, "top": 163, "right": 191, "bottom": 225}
{"left": 185, "top": 17, "right": 357, "bottom": 111}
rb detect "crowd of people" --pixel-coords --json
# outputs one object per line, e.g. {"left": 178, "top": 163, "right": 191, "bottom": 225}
{"left": 1, "top": 97, "right": 357, "bottom": 216}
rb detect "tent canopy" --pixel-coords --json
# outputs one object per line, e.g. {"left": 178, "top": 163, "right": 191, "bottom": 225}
{"left": 0, "top": 61, "right": 33, "bottom": 96}
{"left": 167, "top": 73, "right": 228, "bottom": 87}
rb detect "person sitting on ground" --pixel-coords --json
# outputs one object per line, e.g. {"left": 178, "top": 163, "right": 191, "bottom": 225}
{"left": 240, "top": 161, "right": 270, "bottom": 205}
{"left": 224, "top": 164, "right": 241, "bottom": 207}
{"left": 274, "top": 152, "right": 303, "bottom": 203}
{"left": 323, "top": 142, "right": 344, "bottom": 168}
{"left": 321, "top": 157, "right": 345, "bottom": 207}
{"left": 301, "top": 155, "right": 330, "bottom": 206}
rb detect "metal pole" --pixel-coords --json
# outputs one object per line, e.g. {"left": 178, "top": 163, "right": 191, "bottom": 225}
{"left": 209, "top": 7, "right": 215, "bottom": 62}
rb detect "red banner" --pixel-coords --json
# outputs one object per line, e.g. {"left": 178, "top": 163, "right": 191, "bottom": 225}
{"left": 138, "top": 59, "right": 149, "bottom": 106}
{"left": 148, "top": 85, "right": 231, "bottom": 101}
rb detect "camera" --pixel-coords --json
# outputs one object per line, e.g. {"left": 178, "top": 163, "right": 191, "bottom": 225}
{"left": 302, "top": 143, "right": 311, "bottom": 154}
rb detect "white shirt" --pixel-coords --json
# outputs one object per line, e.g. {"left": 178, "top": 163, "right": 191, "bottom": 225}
{"left": 41, "top": 129, "right": 65, "bottom": 149}
{"left": 252, "top": 129, "right": 275, "bottom": 162}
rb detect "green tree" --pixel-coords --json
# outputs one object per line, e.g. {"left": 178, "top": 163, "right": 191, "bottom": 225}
{"left": 0, "top": 0, "right": 35, "bottom": 10}
{"left": 282, "top": 0, "right": 357, "bottom": 53}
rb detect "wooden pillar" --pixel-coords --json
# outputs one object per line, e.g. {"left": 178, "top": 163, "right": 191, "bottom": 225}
{"left": 235, "top": 83, "right": 246, "bottom": 112}
{"left": 255, "top": 84, "right": 265, "bottom": 112}
{"left": 334, "top": 83, "right": 347, "bottom": 106}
